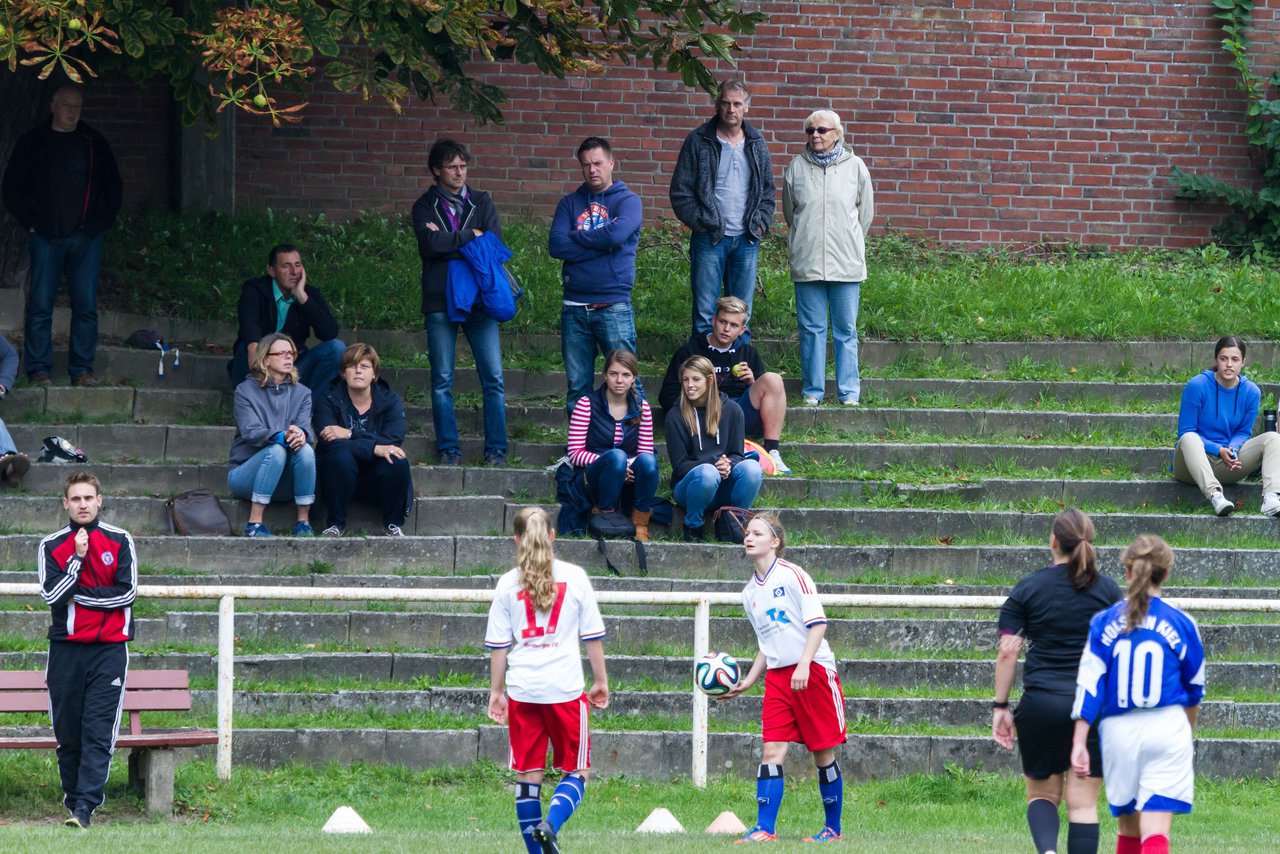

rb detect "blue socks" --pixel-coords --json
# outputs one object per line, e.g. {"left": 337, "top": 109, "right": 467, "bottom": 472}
{"left": 515, "top": 782, "right": 542, "bottom": 854}
{"left": 755, "top": 763, "right": 785, "bottom": 833}
{"left": 546, "top": 773, "right": 586, "bottom": 833}
{"left": 817, "top": 760, "right": 843, "bottom": 834}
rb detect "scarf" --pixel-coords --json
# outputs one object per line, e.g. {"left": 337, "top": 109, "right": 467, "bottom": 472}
{"left": 809, "top": 141, "right": 843, "bottom": 169}
{"left": 438, "top": 185, "right": 469, "bottom": 232}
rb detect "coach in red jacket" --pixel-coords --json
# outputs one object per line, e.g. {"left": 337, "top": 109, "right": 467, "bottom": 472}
{"left": 38, "top": 471, "right": 137, "bottom": 829}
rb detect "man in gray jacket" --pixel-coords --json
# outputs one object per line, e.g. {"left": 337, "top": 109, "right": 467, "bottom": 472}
{"left": 669, "top": 79, "right": 775, "bottom": 343}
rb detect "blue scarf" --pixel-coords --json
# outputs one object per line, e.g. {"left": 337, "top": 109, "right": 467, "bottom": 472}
{"left": 809, "top": 142, "right": 843, "bottom": 168}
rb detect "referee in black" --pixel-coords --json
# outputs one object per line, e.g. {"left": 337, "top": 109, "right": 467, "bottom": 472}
{"left": 992, "top": 509, "right": 1122, "bottom": 854}
{"left": 38, "top": 471, "right": 137, "bottom": 828}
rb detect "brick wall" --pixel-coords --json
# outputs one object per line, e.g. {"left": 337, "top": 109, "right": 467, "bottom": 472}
{"left": 91, "top": 1, "right": 1280, "bottom": 248}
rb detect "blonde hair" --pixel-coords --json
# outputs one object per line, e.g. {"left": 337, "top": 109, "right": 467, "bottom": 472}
{"left": 1120, "top": 535, "right": 1173, "bottom": 632}
{"left": 514, "top": 507, "right": 557, "bottom": 612}
{"left": 251, "top": 333, "right": 299, "bottom": 387}
{"left": 752, "top": 511, "right": 786, "bottom": 557}
{"left": 678, "top": 356, "right": 722, "bottom": 437}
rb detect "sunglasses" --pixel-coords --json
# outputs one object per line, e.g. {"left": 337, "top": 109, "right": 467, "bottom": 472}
{"left": 805, "top": 126, "right": 837, "bottom": 136}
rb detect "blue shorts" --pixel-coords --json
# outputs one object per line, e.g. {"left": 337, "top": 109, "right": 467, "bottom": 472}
{"left": 737, "top": 389, "right": 763, "bottom": 438}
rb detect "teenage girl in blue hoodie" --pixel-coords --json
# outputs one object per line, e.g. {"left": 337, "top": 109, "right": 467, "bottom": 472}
{"left": 1171, "top": 336, "right": 1280, "bottom": 516}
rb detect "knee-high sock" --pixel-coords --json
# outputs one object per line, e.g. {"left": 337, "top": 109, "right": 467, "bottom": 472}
{"left": 1027, "top": 798, "right": 1060, "bottom": 853}
{"left": 546, "top": 773, "right": 586, "bottom": 833}
{"left": 755, "top": 763, "right": 785, "bottom": 834}
{"left": 1140, "top": 835, "right": 1169, "bottom": 854}
{"left": 816, "top": 760, "right": 843, "bottom": 834}
{"left": 1067, "top": 822, "right": 1099, "bottom": 854}
{"left": 515, "top": 782, "right": 542, "bottom": 854}
{"left": 1116, "top": 835, "right": 1142, "bottom": 854}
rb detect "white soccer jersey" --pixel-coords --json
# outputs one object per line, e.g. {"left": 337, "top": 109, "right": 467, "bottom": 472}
{"left": 484, "top": 560, "right": 607, "bottom": 704}
{"left": 742, "top": 558, "right": 836, "bottom": 671}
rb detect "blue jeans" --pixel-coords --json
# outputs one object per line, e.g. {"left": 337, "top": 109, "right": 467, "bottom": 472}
{"left": 227, "top": 443, "right": 316, "bottom": 505}
{"left": 561, "top": 302, "right": 642, "bottom": 412}
{"left": 24, "top": 232, "right": 102, "bottom": 378}
{"left": 583, "top": 449, "right": 658, "bottom": 513}
{"left": 0, "top": 417, "right": 16, "bottom": 455}
{"left": 230, "top": 338, "right": 345, "bottom": 391}
{"left": 689, "top": 231, "right": 758, "bottom": 341}
{"left": 672, "top": 460, "right": 763, "bottom": 528}
{"left": 425, "top": 311, "right": 506, "bottom": 458}
{"left": 795, "top": 281, "right": 861, "bottom": 402}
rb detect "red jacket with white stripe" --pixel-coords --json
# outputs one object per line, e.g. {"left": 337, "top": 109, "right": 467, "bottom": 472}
{"left": 39, "top": 519, "right": 137, "bottom": 643}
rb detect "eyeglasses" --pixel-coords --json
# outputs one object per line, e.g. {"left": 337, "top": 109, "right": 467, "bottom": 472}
{"left": 805, "top": 127, "right": 837, "bottom": 136}
{"left": 267, "top": 350, "right": 295, "bottom": 358}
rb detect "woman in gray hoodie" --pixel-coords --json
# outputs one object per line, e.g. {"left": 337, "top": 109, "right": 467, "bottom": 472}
{"left": 227, "top": 332, "right": 316, "bottom": 537}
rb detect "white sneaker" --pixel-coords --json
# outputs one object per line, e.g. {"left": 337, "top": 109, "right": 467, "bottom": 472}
{"left": 841, "top": 397, "right": 860, "bottom": 406}
{"left": 385, "top": 524, "right": 405, "bottom": 537}
{"left": 1262, "top": 493, "right": 1280, "bottom": 517}
{"left": 1210, "top": 491, "right": 1235, "bottom": 517}
{"left": 803, "top": 397, "right": 821, "bottom": 407}
{"left": 321, "top": 525, "right": 343, "bottom": 537}
{"left": 767, "top": 449, "right": 793, "bottom": 476}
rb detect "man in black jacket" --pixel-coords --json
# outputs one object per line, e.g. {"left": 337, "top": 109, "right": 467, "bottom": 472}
{"left": 2, "top": 85, "right": 122, "bottom": 388}
{"left": 230, "top": 243, "right": 345, "bottom": 390}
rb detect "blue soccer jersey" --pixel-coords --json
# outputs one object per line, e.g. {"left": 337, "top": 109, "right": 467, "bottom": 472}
{"left": 1072, "top": 597, "right": 1205, "bottom": 725}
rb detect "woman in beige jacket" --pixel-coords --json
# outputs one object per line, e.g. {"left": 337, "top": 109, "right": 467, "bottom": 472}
{"left": 782, "top": 110, "right": 874, "bottom": 406}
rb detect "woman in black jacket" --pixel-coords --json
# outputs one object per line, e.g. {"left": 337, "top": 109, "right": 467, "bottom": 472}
{"left": 664, "top": 356, "right": 763, "bottom": 540}
{"left": 314, "top": 344, "right": 413, "bottom": 536}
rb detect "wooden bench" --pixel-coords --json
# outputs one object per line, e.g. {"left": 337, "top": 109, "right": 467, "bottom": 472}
{"left": 0, "top": 669, "right": 218, "bottom": 815}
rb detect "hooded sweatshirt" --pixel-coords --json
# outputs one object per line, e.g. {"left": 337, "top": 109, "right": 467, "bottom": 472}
{"left": 548, "top": 180, "right": 642, "bottom": 305}
{"left": 1176, "top": 369, "right": 1260, "bottom": 457}
{"left": 228, "top": 375, "right": 314, "bottom": 467}
{"left": 664, "top": 392, "right": 747, "bottom": 487}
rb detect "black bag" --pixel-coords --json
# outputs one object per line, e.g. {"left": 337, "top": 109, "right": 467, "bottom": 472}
{"left": 712, "top": 506, "right": 755, "bottom": 544}
{"left": 125, "top": 329, "right": 164, "bottom": 350}
{"left": 38, "top": 436, "right": 87, "bottom": 464}
{"left": 587, "top": 510, "right": 634, "bottom": 540}
{"left": 166, "top": 489, "right": 232, "bottom": 536}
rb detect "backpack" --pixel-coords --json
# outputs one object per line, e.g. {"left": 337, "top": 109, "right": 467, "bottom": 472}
{"left": 587, "top": 510, "right": 635, "bottom": 540}
{"left": 712, "top": 506, "right": 755, "bottom": 544}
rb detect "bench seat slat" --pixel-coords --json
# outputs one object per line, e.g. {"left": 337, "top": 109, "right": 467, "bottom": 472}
{"left": 0, "top": 671, "right": 190, "bottom": 691}
{"left": 0, "top": 730, "right": 218, "bottom": 750}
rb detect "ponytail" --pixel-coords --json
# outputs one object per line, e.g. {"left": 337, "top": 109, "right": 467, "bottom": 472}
{"left": 1052, "top": 508, "right": 1098, "bottom": 591}
{"left": 1119, "top": 535, "right": 1173, "bottom": 632}
{"left": 514, "top": 507, "right": 557, "bottom": 612}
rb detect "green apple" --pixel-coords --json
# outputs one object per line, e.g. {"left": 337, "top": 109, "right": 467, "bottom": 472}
{"left": 67, "top": 18, "right": 83, "bottom": 31}
{"left": 253, "top": 93, "right": 268, "bottom": 108}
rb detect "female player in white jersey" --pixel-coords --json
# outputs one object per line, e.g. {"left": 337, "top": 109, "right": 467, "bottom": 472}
{"left": 485, "top": 507, "right": 609, "bottom": 854}
{"left": 1071, "top": 535, "right": 1206, "bottom": 854}
{"left": 722, "top": 512, "right": 846, "bottom": 843}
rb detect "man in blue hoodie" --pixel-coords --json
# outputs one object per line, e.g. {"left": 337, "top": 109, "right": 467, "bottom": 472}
{"left": 549, "top": 137, "right": 644, "bottom": 412}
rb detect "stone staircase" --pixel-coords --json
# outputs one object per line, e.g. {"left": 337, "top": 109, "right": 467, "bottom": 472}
{"left": 2, "top": 304, "right": 1279, "bottom": 782}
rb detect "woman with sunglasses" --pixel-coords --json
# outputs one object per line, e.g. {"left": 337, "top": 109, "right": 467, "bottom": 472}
{"left": 782, "top": 110, "right": 875, "bottom": 406}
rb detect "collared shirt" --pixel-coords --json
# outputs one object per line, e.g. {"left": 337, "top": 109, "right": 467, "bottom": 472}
{"left": 271, "top": 281, "right": 294, "bottom": 333}
{"left": 715, "top": 137, "right": 750, "bottom": 236}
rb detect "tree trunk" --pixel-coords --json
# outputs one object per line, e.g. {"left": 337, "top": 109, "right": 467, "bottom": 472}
{"left": 0, "top": 69, "right": 51, "bottom": 290}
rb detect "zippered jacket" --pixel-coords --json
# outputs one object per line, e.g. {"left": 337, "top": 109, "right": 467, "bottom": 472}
{"left": 234, "top": 275, "right": 341, "bottom": 359}
{"left": 669, "top": 118, "right": 775, "bottom": 242}
{"left": 2, "top": 118, "right": 122, "bottom": 239}
{"left": 314, "top": 376, "right": 407, "bottom": 461}
{"left": 39, "top": 519, "right": 137, "bottom": 643}
{"left": 782, "top": 146, "right": 875, "bottom": 283}
{"left": 412, "top": 185, "right": 501, "bottom": 316}
{"left": 448, "top": 231, "right": 519, "bottom": 322}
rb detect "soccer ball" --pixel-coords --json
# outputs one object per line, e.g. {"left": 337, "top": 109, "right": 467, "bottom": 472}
{"left": 695, "top": 651, "right": 741, "bottom": 696}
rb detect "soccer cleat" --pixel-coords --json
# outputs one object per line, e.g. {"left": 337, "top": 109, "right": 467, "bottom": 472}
{"left": 532, "top": 820, "right": 561, "bottom": 854}
{"left": 802, "top": 397, "right": 821, "bottom": 407}
{"left": 1210, "top": 491, "right": 1235, "bottom": 517}
{"left": 1263, "top": 492, "right": 1280, "bottom": 517}
{"left": 384, "top": 524, "right": 405, "bottom": 537}
{"left": 321, "top": 525, "right": 343, "bottom": 537}
{"left": 243, "top": 522, "right": 272, "bottom": 538}
{"left": 735, "top": 825, "right": 777, "bottom": 843}
{"left": 803, "top": 826, "right": 841, "bottom": 842}
{"left": 767, "top": 449, "right": 793, "bottom": 476}
{"left": 293, "top": 521, "right": 314, "bottom": 537}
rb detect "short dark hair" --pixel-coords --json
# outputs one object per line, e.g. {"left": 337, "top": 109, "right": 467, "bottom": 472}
{"left": 268, "top": 244, "right": 301, "bottom": 267}
{"left": 64, "top": 470, "right": 100, "bottom": 497}
{"left": 576, "top": 137, "right": 611, "bottom": 160}
{"left": 428, "top": 139, "right": 472, "bottom": 175}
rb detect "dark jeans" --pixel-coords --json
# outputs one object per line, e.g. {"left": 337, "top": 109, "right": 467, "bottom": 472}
{"left": 561, "top": 302, "right": 642, "bottom": 413}
{"left": 583, "top": 449, "right": 658, "bottom": 513}
{"left": 25, "top": 232, "right": 102, "bottom": 378}
{"left": 46, "top": 640, "right": 127, "bottom": 814}
{"left": 317, "top": 445, "right": 413, "bottom": 528}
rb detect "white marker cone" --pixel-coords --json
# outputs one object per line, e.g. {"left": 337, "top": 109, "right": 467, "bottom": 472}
{"left": 636, "top": 806, "right": 684, "bottom": 833}
{"left": 321, "top": 805, "right": 372, "bottom": 833}
{"left": 706, "top": 810, "right": 748, "bottom": 834}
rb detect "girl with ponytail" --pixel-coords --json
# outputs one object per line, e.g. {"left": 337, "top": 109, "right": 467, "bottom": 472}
{"left": 992, "top": 509, "right": 1122, "bottom": 854}
{"left": 484, "top": 507, "right": 609, "bottom": 854}
{"left": 1072, "top": 536, "right": 1205, "bottom": 854}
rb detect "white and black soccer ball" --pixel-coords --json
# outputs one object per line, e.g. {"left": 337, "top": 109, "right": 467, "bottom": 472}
{"left": 694, "top": 651, "right": 741, "bottom": 697}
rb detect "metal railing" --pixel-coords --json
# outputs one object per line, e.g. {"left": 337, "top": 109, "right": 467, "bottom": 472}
{"left": 2, "top": 583, "right": 1275, "bottom": 786}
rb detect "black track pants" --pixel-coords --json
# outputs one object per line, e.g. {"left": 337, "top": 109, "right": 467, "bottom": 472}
{"left": 46, "top": 640, "right": 128, "bottom": 813}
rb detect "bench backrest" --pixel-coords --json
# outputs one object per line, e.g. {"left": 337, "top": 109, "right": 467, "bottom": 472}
{"left": 0, "top": 670, "right": 194, "bottom": 736}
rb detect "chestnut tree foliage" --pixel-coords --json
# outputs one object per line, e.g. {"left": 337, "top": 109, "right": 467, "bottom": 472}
{"left": 0, "top": 0, "right": 763, "bottom": 125}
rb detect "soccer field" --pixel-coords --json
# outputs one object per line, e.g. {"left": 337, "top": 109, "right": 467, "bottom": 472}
{"left": 0, "top": 755, "right": 1277, "bottom": 852}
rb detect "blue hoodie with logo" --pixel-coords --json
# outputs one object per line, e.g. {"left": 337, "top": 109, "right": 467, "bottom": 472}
{"left": 548, "top": 180, "right": 642, "bottom": 305}
{"left": 1176, "top": 369, "right": 1260, "bottom": 457}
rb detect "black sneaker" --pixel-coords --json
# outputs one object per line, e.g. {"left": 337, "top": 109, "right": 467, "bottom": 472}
{"left": 485, "top": 452, "right": 507, "bottom": 467}
{"left": 682, "top": 524, "right": 706, "bottom": 542}
{"left": 532, "top": 820, "right": 560, "bottom": 854}
{"left": 438, "top": 450, "right": 463, "bottom": 466}
{"left": 64, "top": 808, "right": 90, "bottom": 828}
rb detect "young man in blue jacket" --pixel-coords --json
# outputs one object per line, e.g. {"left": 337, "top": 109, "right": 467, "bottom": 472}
{"left": 548, "top": 137, "right": 644, "bottom": 413}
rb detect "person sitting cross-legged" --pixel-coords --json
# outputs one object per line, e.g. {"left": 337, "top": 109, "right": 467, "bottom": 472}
{"left": 314, "top": 343, "right": 413, "bottom": 537}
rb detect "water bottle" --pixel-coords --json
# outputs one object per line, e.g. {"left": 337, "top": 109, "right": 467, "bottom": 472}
{"left": 1267, "top": 410, "right": 1278, "bottom": 433}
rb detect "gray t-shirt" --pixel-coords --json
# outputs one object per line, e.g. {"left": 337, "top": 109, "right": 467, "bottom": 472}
{"left": 715, "top": 138, "right": 749, "bottom": 237}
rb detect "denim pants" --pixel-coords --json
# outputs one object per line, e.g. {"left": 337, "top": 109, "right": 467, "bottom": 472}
{"left": 230, "top": 338, "right": 345, "bottom": 391}
{"left": 795, "top": 281, "right": 862, "bottom": 402}
{"left": 0, "top": 418, "right": 16, "bottom": 455}
{"left": 561, "top": 302, "right": 642, "bottom": 412}
{"left": 24, "top": 232, "right": 102, "bottom": 378}
{"left": 227, "top": 443, "right": 316, "bottom": 505}
{"left": 673, "top": 460, "right": 763, "bottom": 528}
{"left": 689, "top": 231, "right": 758, "bottom": 341}
{"left": 583, "top": 449, "right": 659, "bottom": 513}
{"left": 317, "top": 445, "right": 413, "bottom": 528}
{"left": 425, "top": 311, "right": 506, "bottom": 458}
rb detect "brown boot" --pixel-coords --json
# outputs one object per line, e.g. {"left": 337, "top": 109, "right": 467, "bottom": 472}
{"left": 631, "top": 509, "right": 652, "bottom": 542}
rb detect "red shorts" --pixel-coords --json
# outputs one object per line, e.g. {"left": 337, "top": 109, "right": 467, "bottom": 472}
{"left": 506, "top": 694, "right": 591, "bottom": 773}
{"left": 762, "top": 663, "right": 847, "bottom": 751}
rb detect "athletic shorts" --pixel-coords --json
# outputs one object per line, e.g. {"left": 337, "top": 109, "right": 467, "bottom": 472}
{"left": 737, "top": 389, "right": 764, "bottom": 438}
{"left": 1014, "top": 689, "right": 1102, "bottom": 779}
{"left": 1099, "top": 705, "right": 1195, "bottom": 817}
{"left": 762, "top": 663, "right": 847, "bottom": 751}
{"left": 507, "top": 694, "right": 591, "bottom": 774}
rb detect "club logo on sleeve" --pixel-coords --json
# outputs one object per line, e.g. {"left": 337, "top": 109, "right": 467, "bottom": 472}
{"left": 101, "top": 552, "right": 114, "bottom": 566}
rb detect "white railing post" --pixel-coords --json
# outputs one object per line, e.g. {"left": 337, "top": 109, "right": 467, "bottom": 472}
{"left": 216, "top": 594, "right": 235, "bottom": 781}
{"left": 692, "top": 596, "right": 710, "bottom": 788}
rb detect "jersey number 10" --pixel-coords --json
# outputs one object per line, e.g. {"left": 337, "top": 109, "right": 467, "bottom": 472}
{"left": 1113, "top": 638, "right": 1165, "bottom": 709}
{"left": 517, "top": 583, "right": 568, "bottom": 639}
